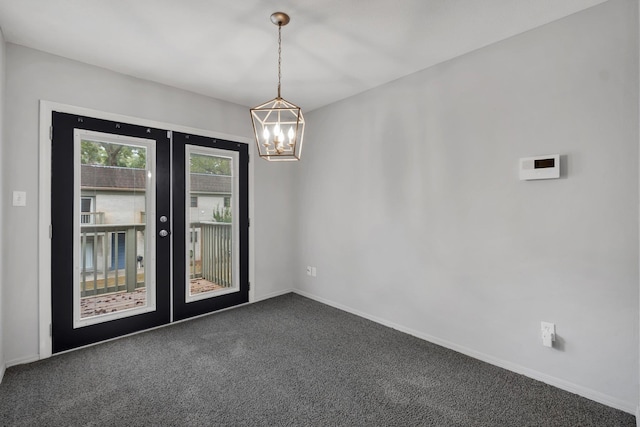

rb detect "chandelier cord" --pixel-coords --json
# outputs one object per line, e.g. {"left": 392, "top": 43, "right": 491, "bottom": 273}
{"left": 277, "top": 23, "right": 282, "bottom": 99}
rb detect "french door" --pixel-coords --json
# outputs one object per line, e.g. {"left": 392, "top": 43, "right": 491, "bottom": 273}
{"left": 172, "top": 132, "right": 249, "bottom": 321}
{"left": 51, "top": 112, "right": 248, "bottom": 353}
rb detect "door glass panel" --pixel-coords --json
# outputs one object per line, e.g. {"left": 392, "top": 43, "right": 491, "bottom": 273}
{"left": 74, "top": 130, "right": 157, "bottom": 327}
{"left": 186, "top": 146, "right": 239, "bottom": 302}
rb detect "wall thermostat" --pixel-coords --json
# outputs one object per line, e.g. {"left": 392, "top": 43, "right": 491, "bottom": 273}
{"left": 519, "top": 154, "right": 560, "bottom": 180}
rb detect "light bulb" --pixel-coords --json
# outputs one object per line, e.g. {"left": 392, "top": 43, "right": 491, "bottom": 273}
{"left": 274, "top": 123, "right": 280, "bottom": 137}
{"left": 279, "top": 130, "right": 285, "bottom": 142}
{"left": 262, "top": 127, "right": 270, "bottom": 141}
{"left": 288, "top": 126, "right": 295, "bottom": 141}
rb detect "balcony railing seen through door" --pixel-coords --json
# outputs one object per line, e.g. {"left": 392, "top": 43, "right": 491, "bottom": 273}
{"left": 80, "top": 224, "right": 145, "bottom": 297}
{"left": 189, "top": 222, "right": 232, "bottom": 288}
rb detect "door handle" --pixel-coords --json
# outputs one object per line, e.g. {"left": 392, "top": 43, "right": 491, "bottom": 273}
{"left": 159, "top": 229, "right": 170, "bottom": 237}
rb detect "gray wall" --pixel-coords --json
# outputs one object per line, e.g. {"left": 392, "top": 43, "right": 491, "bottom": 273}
{"left": 2, "top": 44, "right": 295, "bottom": 363}
{"left": 0, "top": 27, "right": 6, "bottom": 379}
{"left": 295, "top": 0, "right": 639, "bottom": 411}
{"left": 253, "top": 160, "right": 298, "bottom": 299}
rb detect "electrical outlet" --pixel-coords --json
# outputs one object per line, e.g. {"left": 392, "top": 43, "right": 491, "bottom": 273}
{"left": 12, "top": 191, "right": 26, "bottom": 207}
{"left": 541, "top": 321, "right": 556, "bottom": 347}
{"left": 541, "top": 321, "right": 555, "bottom": 334}
{"left": 311, "top": 267, "right": 317, "bottom": 277}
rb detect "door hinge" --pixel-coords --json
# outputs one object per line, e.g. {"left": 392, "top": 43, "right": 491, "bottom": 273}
{"left": 49, "top": 323, "right": 52, "bottom": 337}
{"left": 248, "top": 282, "right": 251, "bottom": 291}
{"left": 49, "top": 224, "right": 52, "bottom": 239}
{"left": 167, "top": 130, "right": 172, "bottom": 139}
{"left": 248, "top": 218, "right": 250, "bottom": 227}
{"left": 49, "top": 126, "right": 53, "bottom": 141}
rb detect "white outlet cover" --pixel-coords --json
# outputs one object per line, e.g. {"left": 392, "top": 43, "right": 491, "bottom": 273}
{"left": 12, "top": 191, "right": 27, "bottom": 207}
{"left": 541, "top": 321, "right": 555, "bottom": 333}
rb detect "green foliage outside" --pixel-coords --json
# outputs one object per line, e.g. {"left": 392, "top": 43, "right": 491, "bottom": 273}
{"left": 213, "top": 205, "right": 232, "bottom": 223}
{"left": 81, "top": 140, "right": 146, "bottom": 169}
{"left": 81, "top": 142, "right": 231, "bottom": 176}
{"left": 190, "top": 154, "right": 231, "bottom": 176}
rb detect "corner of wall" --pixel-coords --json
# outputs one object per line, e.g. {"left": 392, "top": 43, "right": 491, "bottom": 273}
{"left": 252, "top": 159, "right": 300, "bottom": 299}
{"left": 0, "top": 24, "right": 7, "bottom": 383}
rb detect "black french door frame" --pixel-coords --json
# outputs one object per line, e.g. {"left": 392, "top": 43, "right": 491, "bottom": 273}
{"left": 172, "top": 132, "right": 250, "bottom": 321}
{"left": 51, "top": 112, "right": 171, "bottom": 353}
{"left": 51, "top": 112, "right": 250, "bottom": 353}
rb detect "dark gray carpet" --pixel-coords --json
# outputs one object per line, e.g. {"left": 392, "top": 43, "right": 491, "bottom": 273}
{"left": 0, "top": 293, "right": 635, "bottom": 426}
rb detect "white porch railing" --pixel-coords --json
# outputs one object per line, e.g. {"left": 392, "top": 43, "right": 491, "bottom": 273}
{"left": 189, "top": 222, "right": 232, "bottom": 288}
{"left": 80, "top": 223, "right": 145, "bottom": 297}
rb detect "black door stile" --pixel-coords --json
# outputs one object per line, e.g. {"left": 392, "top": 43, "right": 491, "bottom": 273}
{"left": 51, "top": 112, "right": 171, "bottom": 353}
{"left": 172, "top": 132, "right": 249, "bottom": 321}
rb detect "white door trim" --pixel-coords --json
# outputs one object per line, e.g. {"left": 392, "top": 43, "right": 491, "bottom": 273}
{"left": 38, "top": 100, "right": 255, "bottom": 359}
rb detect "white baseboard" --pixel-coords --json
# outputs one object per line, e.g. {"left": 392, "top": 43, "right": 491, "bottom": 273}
{"left": 293, "top": 289, "right": 637, "bottom": 415}
{"left": 5, "top": 354, "right": 40, "bottom": 368}
{"left": 0, "top": 362, "right": 5, "bottom": 384}
{"left": 253, "top": 288, "right": 293, "bottom": 303}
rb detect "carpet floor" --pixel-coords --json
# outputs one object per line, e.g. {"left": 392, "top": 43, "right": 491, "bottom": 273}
{"left": 0, "top": 293, "right": 635, "bottom": 426}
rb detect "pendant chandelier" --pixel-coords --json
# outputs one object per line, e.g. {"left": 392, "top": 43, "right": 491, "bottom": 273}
{"left": 250, "top": 12, "right": 305, "bottom": 161}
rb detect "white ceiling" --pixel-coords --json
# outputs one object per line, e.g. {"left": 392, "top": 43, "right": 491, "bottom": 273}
{"left": 0, "top": 0, "right": 607, "bottom": 112}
